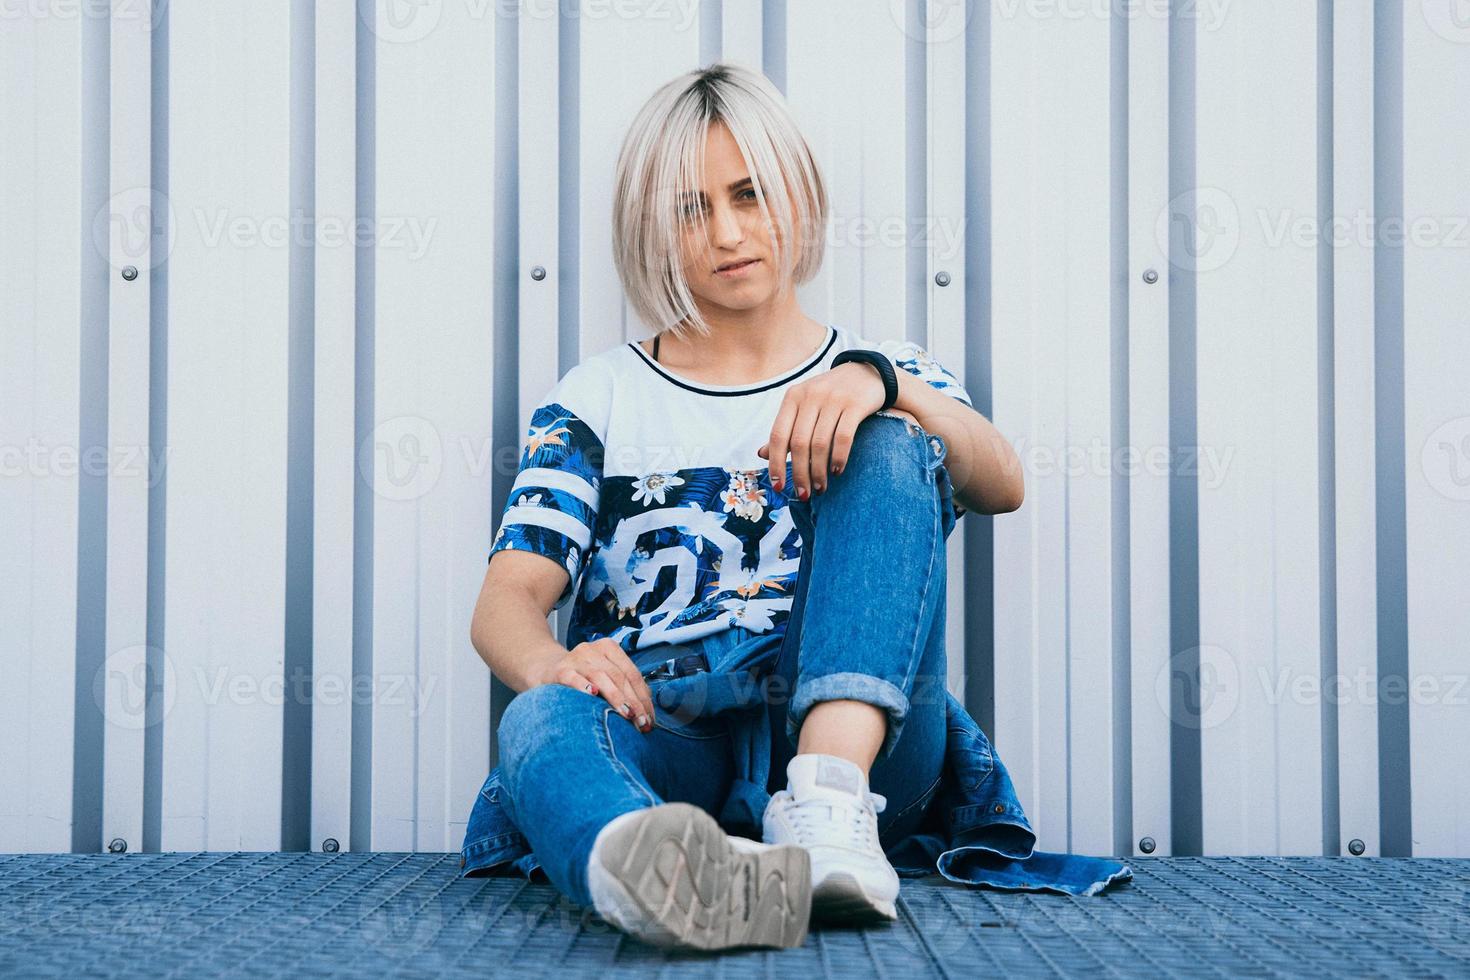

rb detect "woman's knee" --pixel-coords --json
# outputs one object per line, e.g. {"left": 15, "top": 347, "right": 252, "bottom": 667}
{"left": 495, "top": 682, "right": 602, "bottom": 773}
{"left": 833, "top": 412, "right": 938, "bottom": 488}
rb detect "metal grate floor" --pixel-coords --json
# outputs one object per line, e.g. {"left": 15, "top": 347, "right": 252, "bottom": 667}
{"left": 2, "top": 853, "right": 1468, "bottom": 977}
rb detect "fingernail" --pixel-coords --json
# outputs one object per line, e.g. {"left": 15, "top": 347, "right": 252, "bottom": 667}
{"left": 799, "top": 486, "right": 808, "bottom": 500}
{"left": 619, "top": 703, "right": 631, "bottom": 716}
{"left": 637, "top": 714, "right": 649, "bottom": 728}
{"left": 815, "top": 483, "right": 824, "bottom": 493}
{"left": 589, "top": 685, "right": 598, "bottom": 695}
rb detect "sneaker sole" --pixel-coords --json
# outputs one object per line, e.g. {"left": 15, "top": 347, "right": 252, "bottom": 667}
{"left": 588, "top": 802, "right": 812, "bottom": 950}
{"left": 811, "top": 871, "right": 898, "bottom": 923}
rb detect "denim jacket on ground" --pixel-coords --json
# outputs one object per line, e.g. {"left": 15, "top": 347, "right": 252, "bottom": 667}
{"left": 459, "top": 663, "right": 1133, "bottom": 898}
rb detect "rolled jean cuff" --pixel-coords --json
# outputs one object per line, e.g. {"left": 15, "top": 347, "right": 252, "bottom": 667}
{"left": 786, "top": 672, "right": 910, "bottom": 762}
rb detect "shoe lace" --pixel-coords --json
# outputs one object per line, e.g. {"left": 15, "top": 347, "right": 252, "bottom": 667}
{"left": 784, "top": 790, "right": 887, "bottom": 851}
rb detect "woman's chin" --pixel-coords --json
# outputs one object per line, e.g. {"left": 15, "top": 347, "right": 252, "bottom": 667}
{"left": 707, "top": 275, "right": 775, "bottom": 302}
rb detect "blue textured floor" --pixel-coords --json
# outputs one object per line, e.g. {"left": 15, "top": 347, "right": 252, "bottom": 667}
{"left": 2, "top": 853, "right": 1468, "bottom": 977}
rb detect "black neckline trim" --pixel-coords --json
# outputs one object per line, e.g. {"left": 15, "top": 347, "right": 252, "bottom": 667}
{"left": 627, "top": 325, "right": 838, "bottom": 397}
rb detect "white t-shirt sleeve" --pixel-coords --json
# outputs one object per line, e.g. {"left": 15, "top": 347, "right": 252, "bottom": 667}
{"left": 875, "top": 338, "right": 974, "bottom": 408}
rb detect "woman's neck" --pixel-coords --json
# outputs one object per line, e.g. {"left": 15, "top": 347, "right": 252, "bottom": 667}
{"left": 646, "top": 308, "right": 829, "bottom": 387}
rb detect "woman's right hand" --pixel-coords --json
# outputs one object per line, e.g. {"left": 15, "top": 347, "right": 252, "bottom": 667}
{"left": 530, "top": 637, "right": 656, "bottom": 733}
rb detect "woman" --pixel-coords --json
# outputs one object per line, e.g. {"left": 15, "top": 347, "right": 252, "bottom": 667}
{"left": 468, "top": 62, "right": 1027, "bottom": 950}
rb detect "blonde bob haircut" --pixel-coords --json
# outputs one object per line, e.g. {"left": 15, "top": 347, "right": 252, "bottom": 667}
{"left": 611, "top": 62, "right": 829, "bottom": 342}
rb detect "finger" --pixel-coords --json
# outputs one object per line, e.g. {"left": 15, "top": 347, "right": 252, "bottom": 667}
{"left": 829, "top": 406, "right": 862, "bottom": 476}
{"left": 765, "top": 393, "right": 799, "bottom": 492}
{"left": 554, "top": 664, "right": 600, "bottom": 698}
{"left": 587, "top": 668, "right": 641, "bottom": 728}
{"left": 787, "top": 399, "right": 823, "bottom": 501}
{"left": 808, "top": 403, "right": 838, "bottom": 493}
{"left": 595, "top": 641, "right": 654, "bottom": 730}
{"left": 607, "top": 652, "right": 656, "bottom": 731}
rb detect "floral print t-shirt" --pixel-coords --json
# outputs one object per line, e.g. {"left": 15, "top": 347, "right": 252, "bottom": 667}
{"left": 488, "top": 323, "right": 974, "bottom": 653}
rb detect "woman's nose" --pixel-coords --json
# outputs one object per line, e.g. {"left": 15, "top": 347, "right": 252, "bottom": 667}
{"left": 709, "top": 202, "right": 744, "bottom": 247}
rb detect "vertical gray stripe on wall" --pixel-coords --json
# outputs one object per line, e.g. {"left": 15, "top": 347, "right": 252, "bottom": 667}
{"left": 962, "top": 0, "right": 995, "bottom": 738}
{"left": 281, "top": 0, "right": 317, "bottom": 852}
{"left": 762, "top": 0, "right": 785, "bottom": 95}
{"left": 549, "top": 4, "right": 581, "bottom": 651}
{"left": 558, "top": 8, "right": 580, "bottom": 377}
{"left": 1372, "top": 0, "right": 1411, "bottom": 857}
{"left": 1108, "top": 1, "right": 1133, "bottom": 859}
{"left": 904, "top": 0, "right": 926, "bottom": 349}
{"left": 1316, "top": 0, "right": 1341, "bottom": 857}
{"left": 1167, "top": 0, "right": 1202, "bottom": 856}
{"left": 350, "top": 0, "right": 377, "bottom": 851}
{"left": 489, "top": 8, "right": 521, "bottom": 755}
{"left": 72, "top": 4, "right": 111, "bottom": 855}
{"left": 143, "top": 0, "right": 170, "bottom": 855}
{"left": 701, "top": 0, "right": 722, "bottom": 65}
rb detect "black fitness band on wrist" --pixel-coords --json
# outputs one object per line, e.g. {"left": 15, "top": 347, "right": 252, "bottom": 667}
{"left": 831, "top": 348, "right": 899, "bottom": 412}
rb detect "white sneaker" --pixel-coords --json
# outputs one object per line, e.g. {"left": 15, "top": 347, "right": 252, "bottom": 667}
{"left": 763, "top": 753, "right": 900, "bottom": 922}
{"left": 586, "top": 802, "right": 811, "bottom": 950}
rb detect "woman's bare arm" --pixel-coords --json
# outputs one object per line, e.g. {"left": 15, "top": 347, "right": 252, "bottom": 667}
{"left": 469, "top": 550, "right": 574, "bottom": 693}
{"left": 469, "top": 549, "right": 657, "bottom": 729}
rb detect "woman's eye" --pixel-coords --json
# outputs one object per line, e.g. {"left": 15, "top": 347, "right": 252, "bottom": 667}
{"left": 739, "top": 188, "right": 757, "bottom": 201}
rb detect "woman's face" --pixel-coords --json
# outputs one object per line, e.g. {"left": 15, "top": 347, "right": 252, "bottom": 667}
{"left": 673, "top": 119, "right": 795, "bottom": 316}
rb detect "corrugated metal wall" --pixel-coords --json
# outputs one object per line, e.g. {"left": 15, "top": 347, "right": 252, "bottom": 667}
{"left": 4, "top": 0, "right": 1467, "bottom": 860}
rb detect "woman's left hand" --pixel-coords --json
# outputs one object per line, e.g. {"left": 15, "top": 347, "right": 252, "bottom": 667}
{"left": 757, "top": 362, "right": 915, "bottom": 500}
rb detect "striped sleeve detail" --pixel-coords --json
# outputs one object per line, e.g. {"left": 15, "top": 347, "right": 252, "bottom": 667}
{"left": 882, "top": 340, "right": 974, "bottom": 408}
{"left": 489, "top": 402, "right": 604, "bottom": 609}
{"left": 877, "top": 340, "right": 972, "bottom": 520}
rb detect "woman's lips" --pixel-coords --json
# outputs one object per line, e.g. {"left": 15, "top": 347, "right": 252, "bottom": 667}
{"left": 715, "top": 258, "right": 759, "bottom": 278}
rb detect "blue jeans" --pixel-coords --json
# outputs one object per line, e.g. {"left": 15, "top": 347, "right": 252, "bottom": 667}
{"left": 494, "top": 411, "right": 956, "bottom": 909}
